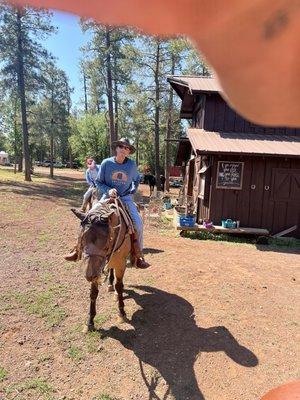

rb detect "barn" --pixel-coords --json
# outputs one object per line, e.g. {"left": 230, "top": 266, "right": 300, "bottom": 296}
{"left": 167, "top": 76, "right": 300, "bottom": 238}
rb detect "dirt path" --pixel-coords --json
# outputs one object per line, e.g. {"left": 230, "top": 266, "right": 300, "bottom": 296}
{"left": 0, "top": 167, "right": 299, "bottom": 400}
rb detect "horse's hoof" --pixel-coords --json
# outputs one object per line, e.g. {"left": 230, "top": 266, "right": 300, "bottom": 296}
{"left": 118, "top": 315, "right": 129, "bottom": 324}
{"left": 82, "top": 324, "right": 95, "bottom": 334}
{"left": 107, "top": 285, "right": 114, "bottom": 293}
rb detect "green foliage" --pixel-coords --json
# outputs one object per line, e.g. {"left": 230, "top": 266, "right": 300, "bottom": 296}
{"left": 183, "top": 40, "right": 211, "bottom": 76}
{"left": 5, "top": 378, "right": 55, "bottom": 397}
{"left": 0, "top": 4, "right": 72, "bottom": 177}
{"left": 0, "top": 365, "right": 8, "bottom": 382}
{"left": 14, "top": 285, "right": 68, "bottom": 327}
{"left": 0, "top": 132, "right": 8, "bottom": 151}
{"left": 67, "top": 345, "right": 84, "bottom": 361}
{"left": 0, "top": 4, "right": 56, "bottom": 97}
{"left": 181, "top": 231, "right": 300, "bottom": 249}
{"left": 92, "top": 394, "right": 118, "bottom": 400}
{"left": 0, "top": 96, "right": 22, "bottom": 160}
{"left": 0, "top": 6, "right": 211, "bottom": 177}
{"left": 182, "top": 230, "right": 256, "bottom": 244}
{"left": 269, "top": 237, "right": 300, "bottom": 249}
{"left": 69, "top": 113, "right": 109, "bottom": 163}
{"left": 94, "top": 314, "right": 110, "bottom": 326}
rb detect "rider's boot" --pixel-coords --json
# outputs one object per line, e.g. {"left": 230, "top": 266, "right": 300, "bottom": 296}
{"left": 64, "top": 234, "right": 81, "bottom": 262}
{"left": 131, "top": 236, "right": 150, "bottom": 269}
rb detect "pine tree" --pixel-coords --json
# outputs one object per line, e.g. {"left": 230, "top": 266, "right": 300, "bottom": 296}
{"left": 80, "top": 20, "right": 134, "bottom": 153}
{"left": 0, "top": 3, "right": 55, "bottom": 180}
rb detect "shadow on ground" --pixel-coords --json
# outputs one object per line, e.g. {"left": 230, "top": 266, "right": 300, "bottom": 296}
{"left": 99, "top": 286, "right": 258, "bottom": 400}
{"left": 143, "top": 247, "right": 164, "bottom": 255}
{"left": 256, "top": 243, "right": 300, "bottom": 255}
{"left": 0, "top": 176, "right": 84, "bottom": 207}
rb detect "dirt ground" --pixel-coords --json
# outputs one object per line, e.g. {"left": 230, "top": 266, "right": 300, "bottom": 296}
{"left": 0, "top": 167, "right": 299, "bottom": 400}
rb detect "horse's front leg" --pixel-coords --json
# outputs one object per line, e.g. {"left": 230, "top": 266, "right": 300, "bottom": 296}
{"left": 107, "top": 268, "right": 115, "bottom": 292}
{"left": 83, "top": 278, "right": 99, "bottom": 333}
{"left": 114, "top": 267, "right": 128, "bottom": 323}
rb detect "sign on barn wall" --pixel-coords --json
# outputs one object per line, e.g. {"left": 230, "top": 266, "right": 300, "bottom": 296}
{"left": 216, "top": 161, "right": 244, "bottom": 189}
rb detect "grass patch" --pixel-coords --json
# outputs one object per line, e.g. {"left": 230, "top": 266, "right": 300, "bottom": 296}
{"left": 181, "top": 230, "right": 255, "bottom": 244}
{"left": 269, "top": 237, "right": 300, "bottom": 249}
{"left": 67, "top": 345, "right": 84, "bottom": 361}
{"left": 5, "top": 378, "right": 55, "bottom": 399}
{"left": 94, "top": 314, "right": 110, "bottom": 327}
{"left": 181, "top": 230, "right": 300, "bottom": 250}
{"left": 0, "top": 293, "right": 16, "bottom": 315}
{"left": 0, "top": 366, "right": 8, "bottom": 382}
{"left": 14, "top": 285, "right": 68, "bottom": 327}
{"left": 37, "top": 230, "right": 57, "bottom": 245}
{"left": 86, "top": 331, "right": 100, "bottom": 353}
{"left": 92, "top": 395, "right": 118, "bottom": 400}
{"left": 0, "top": 166, "right": 48, "bottom": 184}
{"left": 38, "top": 354, "right": 54, "bottom": 364}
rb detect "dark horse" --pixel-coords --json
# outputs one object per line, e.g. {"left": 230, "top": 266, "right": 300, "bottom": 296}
{"left": 69, "top": 201, "right": 132, "bottom": 332}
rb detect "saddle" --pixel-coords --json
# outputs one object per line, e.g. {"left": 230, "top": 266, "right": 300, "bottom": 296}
{"left": 65, "top": 199, "right": 149, "bottom": 268}
{"left": 87, "top": 199, "right": 144, "bottom": 263}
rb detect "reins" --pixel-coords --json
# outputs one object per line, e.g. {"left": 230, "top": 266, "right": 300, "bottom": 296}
{"left": 104, "top": 197, "right": 134, "bottom": 265}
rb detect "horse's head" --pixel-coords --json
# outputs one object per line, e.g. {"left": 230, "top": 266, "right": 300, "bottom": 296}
{"left": 71, "top": 204, "right": 119, "bottom": 282}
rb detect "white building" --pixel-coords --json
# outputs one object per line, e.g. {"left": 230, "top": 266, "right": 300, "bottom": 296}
{"left": 0, "top": 151, "right": 9, "bottom": 165}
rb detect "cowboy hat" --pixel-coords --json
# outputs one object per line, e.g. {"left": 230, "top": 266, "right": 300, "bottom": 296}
{"left": 112, "top": 137, "right": 136, "bottom": 153}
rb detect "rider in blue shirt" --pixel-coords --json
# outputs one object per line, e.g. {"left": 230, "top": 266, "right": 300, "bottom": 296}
{"left": 65, "top": 139, "right": 149, "bottom": 269}
{"left": 94, "top": 138, "right": 149, "bottom": 269}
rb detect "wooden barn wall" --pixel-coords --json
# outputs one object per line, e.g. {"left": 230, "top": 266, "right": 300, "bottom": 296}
{"left": 202, "top": 94, "right": 300, "bottom": 136}
{"left": 195, "top": 156, "right": 211, "bottom": 222}
{"left": 208, "top": 155, "right": 300, "bottom": 237}
{"left": 192, "top": 94, "right": 206, "bottom": 128}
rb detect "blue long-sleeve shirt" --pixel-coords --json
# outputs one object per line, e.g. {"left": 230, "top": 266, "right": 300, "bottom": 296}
{"left": 96, "top": 157, "right": 140, "bottom": 197}
{"left": 85, "top": 165, "right": 101, "bottom": 187}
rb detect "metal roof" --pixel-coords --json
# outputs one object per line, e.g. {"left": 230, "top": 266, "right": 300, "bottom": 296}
{"left": 167, "top": 76, "right": 222, "bottom": 96}
{"left": 188, "top": 129, "right": 300, "bottom": 158}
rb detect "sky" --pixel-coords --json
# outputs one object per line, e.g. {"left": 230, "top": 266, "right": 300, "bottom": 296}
{"left": 44, "top": 10, "right": 90, "bottom": 109}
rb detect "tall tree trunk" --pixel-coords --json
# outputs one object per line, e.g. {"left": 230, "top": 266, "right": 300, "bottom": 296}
{"left": 14, "top": 97, "right": 18, "bottom": 174}
{"left": 17, "top": 152, "right": 23, "bottom": 172}
{"left": 135, "top": 135, "right": 139, "bottom": 165}
{"left": 154, "top": 40, "right": 161, "bottom": 191}
{"left": 50, "top": 84, "right": 54, "bottom": 179}
{"left": 83, "top": 71, "right": 88, "bottom": 113}
{"left": 114, "top": 82, "right": 119, "bottom": 139}
{"left": 16, "top": 8, "right": 31, "bottom": 181}
{"left": 165, "top": 54, "right": 175, "bottom": 192}
{"left": 113, "top": 56, "right": 119, "bottom": 139}
{"left": 105, "top": 27, "right": 116, "bottom": 154}
{"left": 50, "top": 126, "right": 54, "bottom": 178}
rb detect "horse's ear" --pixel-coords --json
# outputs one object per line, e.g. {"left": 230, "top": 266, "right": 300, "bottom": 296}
{"left": 71, "top": 208, "right": 86, "bottom": 221}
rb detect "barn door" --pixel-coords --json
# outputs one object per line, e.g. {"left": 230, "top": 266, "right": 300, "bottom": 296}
{"left": 271, "top": 168, "right": 300, "bottom": 235}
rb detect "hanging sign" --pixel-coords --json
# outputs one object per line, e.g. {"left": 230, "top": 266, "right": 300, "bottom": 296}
{"left": 216, "top": 161, "right": 244, "bottom": 189}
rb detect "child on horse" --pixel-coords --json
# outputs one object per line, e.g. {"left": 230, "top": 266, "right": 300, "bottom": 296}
{"left": 81, "top": 158, "right": 101, "bottom": 212}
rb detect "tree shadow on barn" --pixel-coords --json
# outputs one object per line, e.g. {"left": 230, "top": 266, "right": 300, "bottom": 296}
{"left": 99, "top": 286, "right": 258, "bottom": 400}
